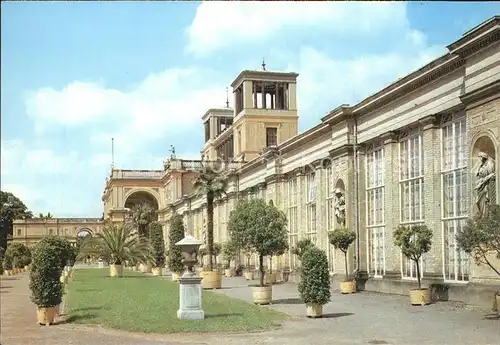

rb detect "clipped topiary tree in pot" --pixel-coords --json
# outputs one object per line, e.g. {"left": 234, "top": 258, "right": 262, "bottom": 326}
{"left": 212, "top": 242, "right": 222, "bottom": 271}
{"left": 221, "top": 241, "right": 238, "bottom": 277}
{"left": 298, "top": 246, "right": 331, "bottom": 318}
{"left": 149, "top": 221, "right": 165, "bottom": 276}
{"left": 29, "top": 240, "right": 63, "bottom": 325}
{"left": 456, "top": 205, "right": 500, "bottom": 314}
{"left": 168, "top": 214, "right": 185, "bottom": 282}
{"left": 328, "top": 228, "right": 356, "bottom": 294}
{"left": 393, "top": 224, "right": 433, "bottom": 306}
{"left": 229, "top": 199, "right": 288, "bottom": 305}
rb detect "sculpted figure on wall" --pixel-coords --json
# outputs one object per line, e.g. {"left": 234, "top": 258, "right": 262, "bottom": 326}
{"left": 334, "top": 188, "right": 346, "bottom": 227}
{"left": 474, "top": 151, "right": 496, "bottom": 218}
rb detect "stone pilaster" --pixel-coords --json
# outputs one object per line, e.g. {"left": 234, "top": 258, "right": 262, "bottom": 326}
{"left": 419, "top": 115, "right": 443, "bottom": 278}
{"left": 381, "top": 132, "right": 401, "bottom": 278}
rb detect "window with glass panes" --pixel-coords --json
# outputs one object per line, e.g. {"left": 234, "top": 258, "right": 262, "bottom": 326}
{"left": 288, "top": 177, "right": 298, "bottom": 269}
{"left": 306, "top": 172, "right": 317, "bottom": 244}
{"left": 326, "top": 165, "right": 336, "bottom": 272}
{"left": 366, "top": 144, "right": 385, "bottom": 277}
{"left": 441, "top": 114, "right": 469, "bottom": 281}
{"left": 399, "top": 131, "right": 425, "bottom": 279}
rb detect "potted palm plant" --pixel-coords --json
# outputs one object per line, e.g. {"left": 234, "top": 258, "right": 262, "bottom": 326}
{"left": 78, "top": 223, "right": 153, "bottom": 277}
{"left": 229, "top": 199, "right": 288, "bottom": 305}
{"left": 298, "top": 246, "right": 331, "bottom": 318}
{"left": 393, "top": 224, "right": 433, "bottom": 305}
{"left": 29, "top": 240, "right": 63, "bottom": 325}
{"left": 168, "top": 214, "right": 185, "bottom": 282}
{"left": 193, "top": 164, "right": 227, "bottom": 289}
{"left": 328, "top": 228, "right": 356, "bottom": 294}
{"left": 149, "top": 221, "right": 165, "bottom": 276}
{"left": 221, "top": 241, "right": 237, "bottom": 277}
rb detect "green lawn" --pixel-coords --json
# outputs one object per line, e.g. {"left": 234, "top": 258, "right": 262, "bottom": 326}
{"left": 64, "top": 268, "right": 287, "bottom": 333}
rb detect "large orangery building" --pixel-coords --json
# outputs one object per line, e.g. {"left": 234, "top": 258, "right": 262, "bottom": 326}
{"left": 12, "top": 17, "right": 500, "bottom": 307}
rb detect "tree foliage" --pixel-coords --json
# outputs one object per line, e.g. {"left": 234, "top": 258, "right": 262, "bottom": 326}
{"left": 29, "top": 240, "right": 63, "bottom": 307}
{"left": 456, "top": 204, "right": 500, "bottom": 277}
{"left": 291, "top": 238, "right": 315, "bottom": 260}
{"left": 131, "top": 203, "right": 157, "bottom": 238}
{"left": 221, "top": 241, "right": 238, "bottom": 268}
{"left": 328, "top": 228, "right": 356, "bottom": 281}
{"left": 228, "top": 199, "right": 288, "bottom": 287}
{"left": 193, "top": 164, "right": 227, "bottom": 270}
{"left": 149, "top": 221, "right": 165, "bottom": 268}
{"left": 4, "top": 242, "right": 31, "bottom": 268}
{"left": 0, "top": 191, "right": 33, "bottom": 249}
{"left": 168, "top": 213, "right": 185, "bottom": 273}
{"left": 37, "top": 236, "right": 73, "bottom": 270}
{"left": 298, "top": 246, "right": 331, "bottom": 305}
{"left": 393, "top": 224, "right": 432, "bottom": 289}
{"left": 78, "top": 223, "right": 153, "bottom": 266}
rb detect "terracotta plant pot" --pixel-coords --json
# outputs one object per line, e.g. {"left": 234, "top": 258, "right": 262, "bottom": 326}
{"left": 265, "top": 273, "right": 277, "bottom": 285}
{"left": 5, "top": 270, "right": 11, "bottom": 276}
{"left": 151, "top": 267, "right": 163, "bottom": 276}
{"left": 409, "top": 288, "right": 431, "bottom": 306}
{"left": 252, "top": 285, "right": 272, "bottom": 305}
{"left": 224, "top": 268, "right": 234, "bottom": 277}
{"left": 171, "top": 272, "right": 180, "bottom": 281}
{"left": 340, "top": 281, "right": 356, "bottom": 294}
{"left": 24, "top": 265, "right": 29, "bottom": 271}
{"left": 244, "top": 271, "right": 254, "bottom": 281}
{"left": 142, "top": 264, "right": 152, "bottom": 273}
{"left": 306, "top": 303, "right": 323, "bottom": 318}
{"left": 202, "top": 271, "right": 222, "bottom": 289}
{"left": 60, "top": 275, "right": 68, "bottom": 284}
{"left": 54, "top": 304, "right": 60, "bottom": 317}
{"left": 37, "top": 307, "right": 56, "bottom": 326}
{"left": 496, "top": 294, "right": 500, "bottom": 315}
{"left": 109, "top": 264, "right": 123, "bottom": 277}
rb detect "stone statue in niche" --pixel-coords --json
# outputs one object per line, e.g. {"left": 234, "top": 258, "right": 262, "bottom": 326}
{"left": 474, "top": 151, "right": 496, "bottom": 218}
{"left": 334, "top": 188, "right": 346, "bottom": 227}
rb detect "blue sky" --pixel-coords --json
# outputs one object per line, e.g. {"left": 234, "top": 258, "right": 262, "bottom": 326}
{"left": 1, "top": 2, "right": 498, "bottom": 217}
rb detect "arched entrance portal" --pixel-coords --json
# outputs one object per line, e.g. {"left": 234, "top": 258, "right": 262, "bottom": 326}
{"left": 123, "top": 191, "right": 159, "bottom": 230}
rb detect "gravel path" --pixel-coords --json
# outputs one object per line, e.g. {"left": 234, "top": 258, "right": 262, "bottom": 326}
{"left": 1, "top": 270, "right": 498, "bottom": 345}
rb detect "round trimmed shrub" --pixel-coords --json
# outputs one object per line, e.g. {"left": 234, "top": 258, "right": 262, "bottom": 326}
{"left": 37, "top": 236, "right": 72, "bottom": 270}
{"left": 298, "top": 246, "right": 331, "bottom": 306}
{"left": 29, "top": 241, "right": 63, "bottom": 308}
{"left": 4, "top": 243, "right": 30, "bottom": 268}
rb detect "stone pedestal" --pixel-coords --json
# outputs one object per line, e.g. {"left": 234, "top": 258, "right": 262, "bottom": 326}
{"left": 177, "top": 274, "right": 204, "bottom": 320}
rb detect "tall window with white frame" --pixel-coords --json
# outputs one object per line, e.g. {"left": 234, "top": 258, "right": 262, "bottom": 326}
{"left": 288, "top": 177, "right": 298, "bottom": 269}
{"left": 326, "top": 164, "right": 336, "bottom": 272}
{"left": 399, "top": 130, "right": 425, "bottom": 279}
{"left": 441, "top": 114, "right": 469, "bottom": 281}
{"left": 306, "top": 171, "right": 317, "bottom": 244}
{"left": 366, "top": 143, "right": 385, "bottom": 277}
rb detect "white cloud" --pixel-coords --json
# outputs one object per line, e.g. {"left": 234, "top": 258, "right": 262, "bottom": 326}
{"left": 26, "top": 67, "right": 228, "bottom": 146}
{"left": 292, "top": 43, "right": 446, "bottom": 123}
{"left": 186, "top": 2, "right": 408, "bottom": 55}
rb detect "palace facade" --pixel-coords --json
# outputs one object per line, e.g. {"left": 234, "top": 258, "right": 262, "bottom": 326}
{"left": 13, "top": 17, "right": 500, "bottom": 307}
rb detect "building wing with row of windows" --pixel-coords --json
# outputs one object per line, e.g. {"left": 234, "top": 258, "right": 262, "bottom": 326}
{"left": 13, "top": 16, "right": 500, "bottom": 308}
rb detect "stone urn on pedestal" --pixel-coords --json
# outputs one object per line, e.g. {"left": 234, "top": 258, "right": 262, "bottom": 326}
{"left": 175, "top": 235, "right": 205, "bottom": 320}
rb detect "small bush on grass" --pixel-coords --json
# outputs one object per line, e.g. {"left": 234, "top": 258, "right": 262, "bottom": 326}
{"left": 149, "top": 221, "right": 165, "bottom": 268}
